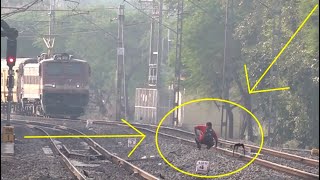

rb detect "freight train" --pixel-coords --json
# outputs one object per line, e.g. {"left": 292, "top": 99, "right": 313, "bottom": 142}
{"left": 1, "top": 53, "right": 90, "bottom": 119}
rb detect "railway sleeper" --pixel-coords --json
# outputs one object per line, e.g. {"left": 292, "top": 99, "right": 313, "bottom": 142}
{"left": 61, "top": 145, "right": 104, "bottom": 161}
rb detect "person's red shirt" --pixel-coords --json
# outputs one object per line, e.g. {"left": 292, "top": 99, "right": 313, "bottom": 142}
{"left": 195, "top": 125, "right": 218, "bottom": 143}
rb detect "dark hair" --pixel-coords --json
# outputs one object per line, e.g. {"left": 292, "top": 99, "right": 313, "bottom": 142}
{"left": 206, "top": 122, "right": 212, "bottom": 128}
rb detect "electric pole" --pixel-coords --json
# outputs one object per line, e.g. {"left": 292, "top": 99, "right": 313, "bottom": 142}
{"left": 157, "top": 0, "right": 163, "bottom": 87}
{"left": 227, "top": 0, "right": 234, "bottom": 139}
{"left": 145, "top": 0, "right": 164, "bottom": 124}
{"left": 156, "top": 0, "right": 163, "bottom": 123}
{"left": 268, "top": 0, "right": 282, "bottom": 145}
{"left": 148, "top": 0, "right": 157, "bottom": 88}
{"left": 146, "top": 0, "right": 157, "bottom": 125}
{"left": 172, "top": 0, "right": 184, "bottom": 127}
{"left": 167, "top": 30, "right": 171, "bottom": 64}
{"left": 220, "top": 0, "right": 229, "bottom": 138}
{"left": 122, "top": 5, "right": 128, "bottom": 121}
{"left": 116, "top": 4, "right": 125, "bottom": 121}
{"left": 134, "top": 0, "right": 165, "bottom": 125}
{"left": 43, "top": 0, "right": 56, "bottom": 57}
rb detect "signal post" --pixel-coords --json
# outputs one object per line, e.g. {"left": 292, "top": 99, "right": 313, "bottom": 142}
{"left": 1, "top": 20, "right": 18, "bottom": 155}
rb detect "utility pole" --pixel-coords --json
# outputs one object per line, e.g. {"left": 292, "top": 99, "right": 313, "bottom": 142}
{"left": 220, "top": 0, "right": 229, "bottom": 138}
{"left": 146, "top": 0, "right": 163, "bottom": 124}
{"left": 122, "top": 5, "right": 128, "bottom": 121}
{"left": 156, "top": 0, "right": 163, "bottom": 123}
{"left": 157, "top": 0, "right": 163, "bottom": 87}
{"left": 148, "top": 0, "right": 157, "bottom": 88}
{"left": 268, "top": 0, "right": 282, "bottom": 145}
{"left": 228, "top": 0, "right": 234, "bottom": 139}
{"left": 43, "top": 0, "right": 55, "bottom": 57}
{"left": 167, "top": 29, "right": 171, "bottom": 64}
{"left": 172, "top": 0, "right": 184, "bottom": 127}
{"left": 116, "top": 4, "right": 125, "bottom": 121}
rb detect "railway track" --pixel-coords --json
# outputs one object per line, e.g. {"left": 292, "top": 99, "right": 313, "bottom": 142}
{"left": 91, "top": 120, "right": 319, "bottom": 179}
{"left": 32, "top": 126, "right": 87, "bottom": 180}
{"left": 9, "top": 120, "right": 159, "bottom": 180}
{"left": 151, "top": 125, "right": 319, "bottom": 165}
{"left": 69, "top": 120, "right": 305, "bottom": 179}
{"left": 4, "top": 116, "right": 319, "bottom": 179}
{"left": 84, "top": 119, "right": 319, "bottom": 161}
{"left": 1, "top": 123, "right": 76, "bottom": 180}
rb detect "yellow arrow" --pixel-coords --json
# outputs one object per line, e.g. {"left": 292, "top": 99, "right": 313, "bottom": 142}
{"left": 24, "top": 119, "right": 146, "bottom": 157}
{"left": 244, "top": 4, "right": 318, "bottom": 94}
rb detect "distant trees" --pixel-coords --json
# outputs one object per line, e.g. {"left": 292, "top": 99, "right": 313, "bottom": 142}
{"left": 2, "top": 0, "right": 318, "bottom": 147}
{"left": 1, "top": 5, "right": 150, "bottom": 120}
{"left": 234, "top": 0, "right": 319, "bottom": 147}
{"left": 165, "top": 0, "right": 319, "bottom": 147}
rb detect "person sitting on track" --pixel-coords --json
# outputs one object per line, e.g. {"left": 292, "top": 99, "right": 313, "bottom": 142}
{"left": 194, "top": 122, "right": 218, "bottom": 150}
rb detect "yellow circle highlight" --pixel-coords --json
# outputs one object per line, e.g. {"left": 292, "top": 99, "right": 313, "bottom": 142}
{"left": 155, "top": 98, "right": 264, "bottom": 178}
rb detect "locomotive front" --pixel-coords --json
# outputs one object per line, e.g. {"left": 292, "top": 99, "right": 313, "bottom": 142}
{"left": 39, "top": 53, "right": 90, "bottom": 118}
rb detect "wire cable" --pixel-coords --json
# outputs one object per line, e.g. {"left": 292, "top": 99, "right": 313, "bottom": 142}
{"left": 187, "top": 0, "right": 210, "bottom": 14}
{"left": 123, "top": 0, "right": 177, "bottom": 34}
{"left": 63, "top": 2, "right": 118, "bottom": 40}
{"left": 71, "top": 9, "right": 118, "bottom": 40}
{"left": 1, "top": 0, "right": 42, "bottom": 19}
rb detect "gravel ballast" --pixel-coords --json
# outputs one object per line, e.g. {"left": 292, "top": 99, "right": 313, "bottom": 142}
{"left": 1, "top": 123, "right": 75, "bottom": 180}
{"left": 90, "top": 123, "right": 303, "bottom": 180}
{"left": 5, "top": 116, "right": 318, "bottom": 180}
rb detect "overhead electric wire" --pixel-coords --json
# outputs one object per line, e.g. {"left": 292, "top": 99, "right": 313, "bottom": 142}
{"left": 123, "top": 0, "right": 177, "bottom": 34}
{"left": 1, "top": 7, "right": 90, "bottom": 13}
{"left": 69, "top": 8, "right": 117, "bottom": 40}
{"left": 18, "top": 30, "right": 102, "bottom": 38}
{"left": 187, "top": 0, "right": 210, "bottom": 14}
{"left": 60, "top": 2, "right": 118, "bottom": 40}
{"left": 64, "top": 0, "right": 80, "bottom": 11}
{"left": 1, "top": 0, "right": 42, "bottom": 19}
{"left": 186, "top": 0, "right": 223, "bottom": 21}
{"left": 2, "top": 3, "right": 135, "bottom": 40}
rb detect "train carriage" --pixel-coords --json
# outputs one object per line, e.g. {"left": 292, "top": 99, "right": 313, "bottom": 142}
{"left": 1, "top": 53, "right": 90, "bottom": 119}
{"left": 17, "top": 58, "right": 41, "bottom": 115}
{"left": 1, "top": 58, "right": 31, "bottom": 111}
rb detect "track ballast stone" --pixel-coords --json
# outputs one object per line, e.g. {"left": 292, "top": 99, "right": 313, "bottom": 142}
{"left": 1, "top": 124, "right": 75, "bottom": 180}
{"left": 90, "top": 123, "right": 301, "bottom": 180}
{"left": 6, "top": 117, "right": 316, "bottom": 179}
{"left": 39, "top": 126, "right": 142, "bottom": 180}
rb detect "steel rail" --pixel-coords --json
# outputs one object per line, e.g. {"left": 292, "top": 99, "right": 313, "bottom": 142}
{"left": 92, "top": 121, "right": 319, "bottom": 180}
{"left": 10, "top": 119, "right": 159, "bottom": 180}
{"left": 222, "top": 139, "right": 319, "bottom": 167}
{"left": 33, "top": 126, "right": 87, "bottom": 180}
{"left": 97, "top": 121, "right": 319, "bottom": 167}
{"left": 66, "top": 128, "right": 159, "bottom": 180}
{"left": 6, "top": 115, "right": 318, "bottom": 167}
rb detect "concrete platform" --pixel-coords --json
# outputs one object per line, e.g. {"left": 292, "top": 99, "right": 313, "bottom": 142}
{"left": 1, "top": 142, "right": 14, "bottom": 156}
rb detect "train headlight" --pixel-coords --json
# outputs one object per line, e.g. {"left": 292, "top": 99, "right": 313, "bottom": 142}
{"left": 76, "top": 84, "right": 80, "bottom": 88}
{"left": 52, "top": 83, "right": 56, "bottom": 88}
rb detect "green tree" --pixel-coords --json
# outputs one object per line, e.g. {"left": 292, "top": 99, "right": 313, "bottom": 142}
{"left": 2, "top": 5, "right": 152, "bottom": 120}
{"left": 165, "top": 0, "right": 319, "bottom": 147}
